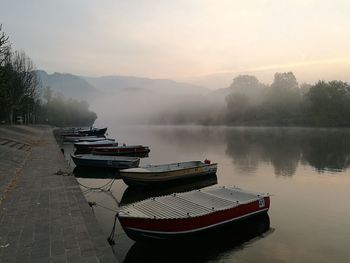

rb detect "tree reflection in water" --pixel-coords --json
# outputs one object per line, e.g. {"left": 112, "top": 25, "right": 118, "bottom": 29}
{"left": 225, "top": 128, "right": 350, "bottom": 176}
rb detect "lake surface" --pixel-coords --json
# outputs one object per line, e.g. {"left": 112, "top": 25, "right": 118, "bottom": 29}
{"left": 63, "top": 125, "right": 350, "bottom": 262}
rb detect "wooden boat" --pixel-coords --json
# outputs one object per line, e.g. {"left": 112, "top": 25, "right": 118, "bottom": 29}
{"left": 91, "top": 145, "right": 150, "bottom": 156}
{"left": 71, "top": 154, "right": 140, "bottom": 169}
{"left": 74, "top": 140, "right": 118, "bottom": 151}
{"left": 63, "top": 136, "right": 111, "bottom": 143}
{"left": 117, "top": 186, "right": 270, "bottom": 241}
{"left": 57, "top": 127, "right": 84, "bottom": 136}
{"left": 78, "top": 127, "right": 107, "bottom": 136}
{"left": 120, "top": 160, "right": 217, "bottom": 186}
{"left": 124, "top": 213, "right": 271, "bottom": 261}
{"left": 120, "top": 173, "right": 217, "bottom": 206}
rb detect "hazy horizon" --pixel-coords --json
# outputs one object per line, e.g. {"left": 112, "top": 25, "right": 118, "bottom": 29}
{"left": 2, "top": 0, "right": 350, "bottom": 89}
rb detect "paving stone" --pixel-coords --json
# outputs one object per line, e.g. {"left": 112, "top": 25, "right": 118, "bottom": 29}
{"left": 0, "top": 127, "right": 117, "bottom": 263}
{"left": 50, "top": 254, "right": 67, "bottom": 263}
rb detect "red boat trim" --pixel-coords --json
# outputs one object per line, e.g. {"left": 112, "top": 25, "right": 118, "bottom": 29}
{"left": 122, "top": 208, "right": 269, "bottom": 235}
{"left": 119, "top": 196, "right": 270, "bottom": 232}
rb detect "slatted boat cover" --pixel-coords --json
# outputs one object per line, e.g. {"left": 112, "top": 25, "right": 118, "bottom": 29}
{"left": 118, "top": 186, "right": 267, "bottom": 219}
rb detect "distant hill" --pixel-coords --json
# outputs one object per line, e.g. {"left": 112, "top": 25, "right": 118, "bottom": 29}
{"left": 83, "top": 75, "right": 209, "bottom": 95}
{"left": 35, "top": 70, "right": 209, "bottom": 101}
{"left": 36, "top": 70, "right": 98, "bottom": 100}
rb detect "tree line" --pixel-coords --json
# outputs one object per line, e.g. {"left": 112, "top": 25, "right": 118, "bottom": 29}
{"left": 226, "top": 73, "right": 350, "bottom": 126}
{"left": 0, "top": 25, "right": 97, "bottom": 126}
{"left": 155, "top": 72, "right": 350, "bottom": 127}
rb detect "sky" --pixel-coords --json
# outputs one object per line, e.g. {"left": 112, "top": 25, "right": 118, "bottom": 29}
{"left": 1, "top": 0, "right": 350, "bottom": 88}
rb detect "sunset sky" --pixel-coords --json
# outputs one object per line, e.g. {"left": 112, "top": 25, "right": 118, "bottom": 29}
{"left": 1, "top": 0, "right": 350, "bottom": 88}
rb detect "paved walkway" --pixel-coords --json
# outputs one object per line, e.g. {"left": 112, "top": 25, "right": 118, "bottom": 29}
{"left": 0, "top": 126, "right": 117, "bottom": 263}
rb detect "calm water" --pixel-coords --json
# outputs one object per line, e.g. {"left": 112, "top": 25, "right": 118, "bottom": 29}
{"left": 63, "top": 125, "right": 350, "bottom": 262}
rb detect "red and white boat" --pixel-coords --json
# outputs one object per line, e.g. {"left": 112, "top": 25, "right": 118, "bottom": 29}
{"left": 74, "top": 140, "right": 118, "bottom": 152}
{"left": 91, "top": 145, "right": 150, "bottom": 156}
{"left": 117, "top": 186, "right": 270, "bottom": 241}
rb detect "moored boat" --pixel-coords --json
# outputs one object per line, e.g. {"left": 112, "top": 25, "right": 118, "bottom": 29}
{"left": 74, "top": 140, "right": 118, "bottom": 152}
{"left": 91, "top": 145, "right": 150, "bottom": 156}
{"left": 71, "top": 154, "right": 140, "bottom": 169}
{"left": 120, "top": 160, "right": 217, "bottom": 187}
{"left": 120, "top": 173, "right": 217, "bottom": 206}
{"left": 117, "top": 186, "right": 270, "bottom": 241}
{"left": 78, "top": 127, "right": 107, "bottom": 136}
{"left": 124, "top": 213, "right": 271, "bottom": 261}
{"left": 63, "top": 136, "right": 111, "bottom": 143}
{"left": 58, "top": 127, "right": 83, "bottom": 137}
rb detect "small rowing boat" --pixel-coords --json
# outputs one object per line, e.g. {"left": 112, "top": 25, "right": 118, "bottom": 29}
{"left": 74, "top": 140, "right": 118, "bottom": 151}
{"left": 71, "top": 154, "right": 140, "bottom": 169}
{"left": 78, "top": 127, "right": 107, "bottom": 136}
{"left": 124, "top": 213, "right": 271, "bottom": 261}
{"left": 120, "top": 160, "right": 217, "bottom": 186}
{"left": 91, "top": 145, "right": 150, "bottom": 156}
{"left": 120, "top": 173, "right": 217, "bottom": 206}
{"left": 64, "top": 136, "right": 112, "bottom": 143}
{"left": 117, "top": 186, "right": 270, "bottom": 241}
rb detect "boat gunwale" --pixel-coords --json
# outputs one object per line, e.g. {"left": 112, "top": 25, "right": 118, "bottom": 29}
{"left": 120, "top": 162, "right": 218, "bottom": 175}
{"left": 121, "top": 208, "right": 269, "bottom": 236}
{"left": 93, "top": 145, "right": 149, "bottom": 150}
{"left": 118, "top": 187, "right": 269, "bottom": 220}
{"left": 118, "top": 198, "right": 264, "bottom": 219}
{"left": 71, "top": 153, "right": 140, "bottom": 162}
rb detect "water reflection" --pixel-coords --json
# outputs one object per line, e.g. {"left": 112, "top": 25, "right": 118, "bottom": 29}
{"left": 73, "top": 166, "right": 120, "bottom": 179}
{"left": 120, "top": 174, "right": 217, "bottom": 205}
{"left": 124, "top": 213, "right": 272, "bottom": 263}
{"left": 225, "top": 128, "right": 350, "bottom": 175}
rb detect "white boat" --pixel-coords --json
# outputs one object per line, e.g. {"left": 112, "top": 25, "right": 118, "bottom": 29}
{"left": 74, "top": 140, "right": 118, "bottom": 151}
{"left": 120, "top": 160, "right": 217, "bottom": 186}
{"left": 64, "top": 136, "right": 112, "bottom": 143}
{"left": 117, "top": 186, "right": 270, "bottom": 241}
{"left": 71, "top": 154, "right": 140, "bottom": 169}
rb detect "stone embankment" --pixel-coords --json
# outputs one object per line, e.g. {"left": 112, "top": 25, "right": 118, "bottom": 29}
{"left": 0, "top": 125, "right": 117, "bottom": 263}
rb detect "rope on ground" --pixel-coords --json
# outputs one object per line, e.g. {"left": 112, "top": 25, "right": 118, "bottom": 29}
{"left": 87, "top": 201, "right": 119, "bottom": 246}
{"left": 78, "top": 178, "right": 116, "bottom": 191}
{"left": 88, "top": 201, "right": 119, "bottom": 213}
{"left": 80, "top": 179, "right": 119, "bottom": 246}
{"left": 107, "top": 213, "right": 119, "bottom": 245}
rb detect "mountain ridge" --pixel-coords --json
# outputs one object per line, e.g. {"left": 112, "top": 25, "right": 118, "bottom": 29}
{"left": 36, "top": 70, "right": 210, "bottom": 99}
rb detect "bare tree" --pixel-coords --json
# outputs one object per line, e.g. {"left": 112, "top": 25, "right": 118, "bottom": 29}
{"left": 0, "top": 24, "right": 10, "bottom": 66}
{"left": 4, "top": 50, "right": 39, "bottom": 123}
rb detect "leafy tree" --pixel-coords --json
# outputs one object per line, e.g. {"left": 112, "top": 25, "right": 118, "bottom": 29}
{"left": 306, "top": 80, "right": 350, "bottom": 126}
{"left": 227, "top": 75, "right": 265, "bottom": 105}
{"left": 263, "top": 72, "right": 301, "bottom": 120}
{"left": 225, "top": 75, "right": 266, "bottom": 123}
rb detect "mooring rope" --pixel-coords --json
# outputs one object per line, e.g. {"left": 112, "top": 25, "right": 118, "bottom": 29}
{"left": 78, "top": 178, "right": 116, "bottom": 191}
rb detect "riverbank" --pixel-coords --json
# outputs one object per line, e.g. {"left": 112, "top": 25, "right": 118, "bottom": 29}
{"left": 0, "top": 125, "right": 116, "bottom": 262}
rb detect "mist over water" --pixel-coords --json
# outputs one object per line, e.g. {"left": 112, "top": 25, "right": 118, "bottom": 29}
{"left": 91, "top": 90, "right": 223, "bottom": 125}
{"left": 70, "top": 124, "right": 350, "bottom": 262}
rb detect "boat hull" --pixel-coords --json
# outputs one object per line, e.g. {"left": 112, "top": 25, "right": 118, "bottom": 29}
{"left": 118, "top": 196, "right": 270, "bottom": 241}
{"left": 64, "top": 136, "right": 107, "bottom": 143}
{"left": 121, "top": 163, "right": 217, "bottom": 186}
{"left": 92, "top": 146, "right": 150, "bottom": 156}
{"left": 120, "top": 174, "right": 218, "bottom": 205}
{"left": 124, "top": 213, "right": 271, "bottom": 261}
{"left": 71, "top": 155, "right": 140, "bottom": 169}
{"left": 78, "top": 127, "right": 107, "bottom": 136}
{"left": 74, "top": 141, "right": 117, "bottom": 151}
